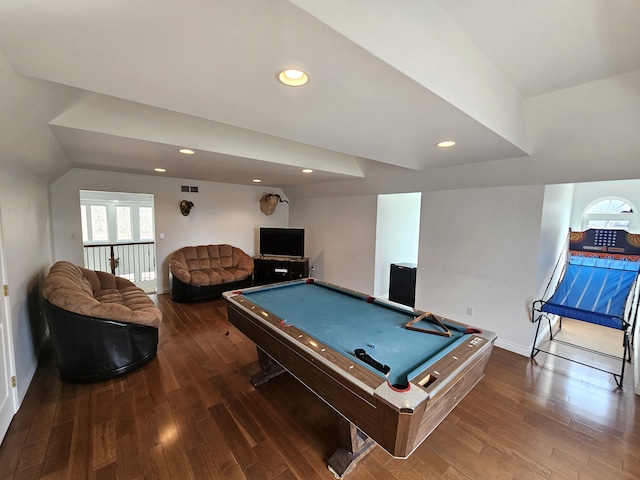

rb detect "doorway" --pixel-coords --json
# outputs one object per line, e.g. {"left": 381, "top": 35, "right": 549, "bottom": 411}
{"left": 80, "top": 191, "right": 157, "bottom": 293}
{"left": 374, "top": 193, "right": 421, "bottom": 299}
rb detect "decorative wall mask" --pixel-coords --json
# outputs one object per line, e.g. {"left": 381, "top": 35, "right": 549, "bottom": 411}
{"left": 180, "top": 200, "right": 194, "bottom": 216}
{"left": 259, "top": 193, "right": 289, "bottom": 215}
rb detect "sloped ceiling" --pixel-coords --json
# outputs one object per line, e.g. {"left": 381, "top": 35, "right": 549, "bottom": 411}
{"left": 0, "top": 0, "right": 639, "bottom": 194}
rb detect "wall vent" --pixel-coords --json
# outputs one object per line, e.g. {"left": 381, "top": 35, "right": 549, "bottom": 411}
{"left": 181, "top": 185, "right": 199, "bottom": 193}
{"left": 181, "top": 185, "right": 189, "bottom": 192}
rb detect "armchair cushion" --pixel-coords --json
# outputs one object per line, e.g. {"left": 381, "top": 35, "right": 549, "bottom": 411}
{"left": 41, "top": 261, "right": 161, "bottom": 327}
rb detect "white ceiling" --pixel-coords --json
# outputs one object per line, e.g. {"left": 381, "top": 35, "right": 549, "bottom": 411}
{"left": 0, "top": 0, "right": 639, "bottom": 191}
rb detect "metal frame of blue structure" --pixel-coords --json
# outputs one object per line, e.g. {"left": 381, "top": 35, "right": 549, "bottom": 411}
{"left": 531, "top": 229, "right": 640, "bottom": 388}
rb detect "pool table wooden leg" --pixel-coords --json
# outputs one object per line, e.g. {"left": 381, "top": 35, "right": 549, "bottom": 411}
{"left": 250, "top": 347, "right": 287, "bottom": 387}
{"left": 327, "top": 416, "right": 376, "bottom": 478}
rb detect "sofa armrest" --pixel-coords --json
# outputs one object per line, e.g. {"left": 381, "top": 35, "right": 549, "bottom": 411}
{"left": 234, "top": 250, "right": 254, "bottom": 275}
{"left": 169, "top": 258, "right": 192, "bottom": 284}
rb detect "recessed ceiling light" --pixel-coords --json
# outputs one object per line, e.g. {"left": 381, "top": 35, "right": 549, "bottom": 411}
{"left": 302, "top": 169, "right": 313, "bottom": 173}
{"left": 436, "top": 140, "right": 456, "bottom": 148}
{"left": 278, "top": 69, "right": 309, "bottom": 87}
{"left": 252, "top": 179, "right": 262, "bottom": 183}
{"left": 179, "top": 148, "right": 195, "bottom": 155}
{"left": 154, "top": 168, "right": 166, "bottom": 172}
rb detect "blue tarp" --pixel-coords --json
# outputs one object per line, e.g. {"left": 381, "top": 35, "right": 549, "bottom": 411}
{"left": 541, "top": 256, "right": 640, "bottom": 329}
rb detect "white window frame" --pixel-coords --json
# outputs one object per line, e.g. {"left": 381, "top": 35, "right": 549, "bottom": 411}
{"left": 581, "top": 196, "right": 637, "bottom": 231}
{"left": 81, "top": 200, "right": 155, "bottom": 244}
{"left": 138, "top": 206, "right": 155, "bottom": 241}
{"left": 116, "top": 205, "right": 133, "bottom": 242}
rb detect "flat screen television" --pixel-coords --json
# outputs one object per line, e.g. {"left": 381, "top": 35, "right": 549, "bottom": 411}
{"left": 259, "top": 228, "right": 305, "bottom": 258}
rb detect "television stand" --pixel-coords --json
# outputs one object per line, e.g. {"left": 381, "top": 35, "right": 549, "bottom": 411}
{"left": 253, "top": 256, "right": 309, "bottom": 286}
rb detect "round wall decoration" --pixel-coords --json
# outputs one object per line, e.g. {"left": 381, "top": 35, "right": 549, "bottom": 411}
{"left": 180, "top": 200, "right": 194, "bottom": 216}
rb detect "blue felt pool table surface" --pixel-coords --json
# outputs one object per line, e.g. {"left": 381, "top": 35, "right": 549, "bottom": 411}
{"left": 240, "top": 281, "right": 470, "bottom": 387}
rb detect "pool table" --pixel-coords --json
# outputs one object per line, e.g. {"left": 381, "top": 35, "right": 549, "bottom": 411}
{"left": 224, "top": 279, "right": 496, "bottom": 477}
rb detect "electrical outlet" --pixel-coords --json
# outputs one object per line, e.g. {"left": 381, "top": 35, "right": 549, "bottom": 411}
{"left": 466, "top": 306, "right": 473, "bottom": 316}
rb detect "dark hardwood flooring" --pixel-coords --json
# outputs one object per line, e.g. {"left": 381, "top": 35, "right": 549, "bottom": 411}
{"left": 1, "top": 294, "right": 639, "bottom": 479}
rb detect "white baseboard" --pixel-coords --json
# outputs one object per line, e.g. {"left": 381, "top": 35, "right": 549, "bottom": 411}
{"left": 494, "top": 338, "right": 531, "bottom": 357}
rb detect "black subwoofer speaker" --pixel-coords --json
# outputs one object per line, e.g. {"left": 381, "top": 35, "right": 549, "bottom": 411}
{"left": 389, "top": 263, "right": 417, "bottom": 307}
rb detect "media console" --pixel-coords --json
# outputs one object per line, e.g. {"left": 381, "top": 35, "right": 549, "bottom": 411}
{"left": 253, "top": 256, "right": 309, "bottom": 285}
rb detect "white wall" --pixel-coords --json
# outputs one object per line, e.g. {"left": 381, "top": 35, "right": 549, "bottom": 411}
{"left": 289, "top": 195, "right": 378, "bottom": 294}
{"left": 528, "top": 183, "right": 575, "bottom": 348}
{"left": 0, "top": 167, "right": 52, "bottom": 403}
{"left": 50, "top": 169, "right": 289, "bottom": 293}
{"left": 535, "top": 183, "right": 574, "bottom": 299}
{"left": 417, "top": 185, "right": 546, "bottom": 355}
{"left": 570, "top": 179, "right": 640, "bottom": 231}
{"left": 374, "top": 193, "right": 421, "bottom": 297}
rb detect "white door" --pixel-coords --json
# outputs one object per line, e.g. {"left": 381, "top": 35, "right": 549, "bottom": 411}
{"left": 0, "top": 211, "right": 17, "bottom": 444}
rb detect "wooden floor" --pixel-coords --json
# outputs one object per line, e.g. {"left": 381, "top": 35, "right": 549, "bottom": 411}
{"left": 1, "top": 295, "right": 639, "bottom": 480}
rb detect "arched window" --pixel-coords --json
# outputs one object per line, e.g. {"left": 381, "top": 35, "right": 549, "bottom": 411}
{"left": 582, "top": 197, "right": 636, "bottom": 230}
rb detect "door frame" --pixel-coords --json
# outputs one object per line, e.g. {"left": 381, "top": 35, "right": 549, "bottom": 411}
{"left": 79, "top": 190, "right": 157, "bottom": 293}
{"left": 0, "top": 206, "right": 18, "bottom": 444}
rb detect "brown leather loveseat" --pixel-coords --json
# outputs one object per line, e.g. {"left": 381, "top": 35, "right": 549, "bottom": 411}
{"left": 169, "top": 244, "right": 254, "bottom": 302}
